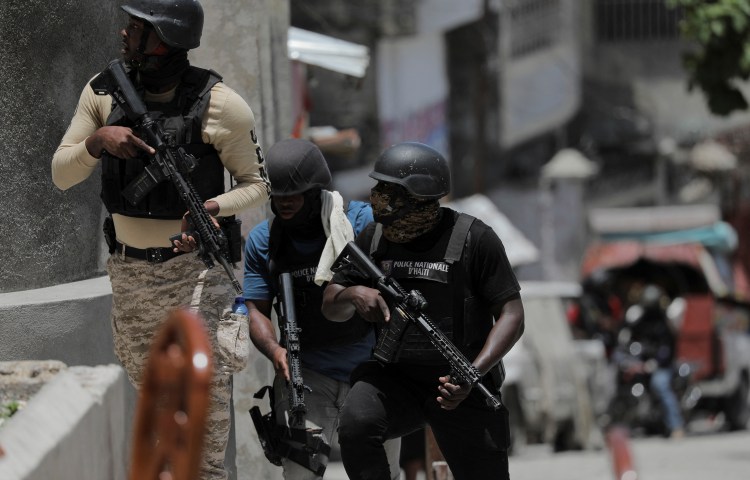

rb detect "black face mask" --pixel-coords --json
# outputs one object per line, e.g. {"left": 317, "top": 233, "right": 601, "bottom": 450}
{"left": 271, "top": 189, "right": 324, "bottom": 238}
{"left": 130, "top": 48, "right": 191, "bottom": 90}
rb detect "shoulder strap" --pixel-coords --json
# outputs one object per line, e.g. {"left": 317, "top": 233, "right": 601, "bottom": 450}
{"left": 267, "top": 217, "right": 282, "bottom": 278}
{"left": 181, "top": 67, "right": 222, "bottom": 144}
{"left": 181, "top": 66, "right": 222, "bottom": 106}
{"left": 370, "top": 223, "right": 384, "bottom": 258}
{"left": 444, "top": 213, "right": 475, "bottom": 264}
{"left": 446, "top": 212, "right": 476, "bottom": 347}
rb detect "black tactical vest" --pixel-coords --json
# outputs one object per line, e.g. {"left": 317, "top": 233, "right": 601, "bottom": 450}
{"left": 268, "top": 218, "right": 371, "bottom": 351}
{"left": 369, "top": 210, "right": 494, "bottom": 364}
{"left": 100, "top": 67, "right": 225, "bottom": 219}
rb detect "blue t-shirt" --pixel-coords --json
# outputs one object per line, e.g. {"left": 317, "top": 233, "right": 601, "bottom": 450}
{"left": 243, "top": 200, "right": 374, "bottom": 382}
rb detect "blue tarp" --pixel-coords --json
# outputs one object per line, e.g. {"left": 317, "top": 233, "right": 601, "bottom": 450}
{"left": 600, "top": 221, "right": 738, "bottom": 253}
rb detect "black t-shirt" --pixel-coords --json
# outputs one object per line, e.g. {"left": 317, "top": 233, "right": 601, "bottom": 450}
{"left": 331, "top": 208, "right": 521, "bottom": 309}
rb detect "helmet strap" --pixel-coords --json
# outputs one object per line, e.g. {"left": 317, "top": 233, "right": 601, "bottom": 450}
{"left": 136, "top": 22, "right": 153, "bottom": 56}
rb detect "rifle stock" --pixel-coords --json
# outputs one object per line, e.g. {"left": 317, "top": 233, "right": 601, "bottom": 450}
{"left": 90, "top": 59, "right": 241, "bottom": 294}
{"left": 333, "top": 241, "right": 503, "bottom": 409}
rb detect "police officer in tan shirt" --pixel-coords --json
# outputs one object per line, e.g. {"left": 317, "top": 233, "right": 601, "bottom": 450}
{"left": 51, "top": 1, "right": 270, "bottom": 478}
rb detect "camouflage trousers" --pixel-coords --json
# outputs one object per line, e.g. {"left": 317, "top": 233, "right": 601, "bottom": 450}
{"left": 107, "top": 252, "right": 237, "bottom": 480}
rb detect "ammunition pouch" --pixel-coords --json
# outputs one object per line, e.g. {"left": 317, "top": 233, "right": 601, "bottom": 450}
{"left": 220, "top": 215, "right": 242, "bottom": 263}
{"left": 249, "top": 385, "right": 331, "bottom": 477}
{"left": 103, "top": 216, "right": 117, "bottom": 254}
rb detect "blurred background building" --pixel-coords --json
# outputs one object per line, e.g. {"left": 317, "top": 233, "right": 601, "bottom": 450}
{"left": 289, "top": 0, "right": 750, "bottom": 283}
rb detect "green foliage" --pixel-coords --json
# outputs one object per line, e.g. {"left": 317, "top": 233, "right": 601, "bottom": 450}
{"left": 0, "top": 401, "right": 21, "bottom": 420}
{"left": 667, "top": 0, "right": 750, "bottom": 115}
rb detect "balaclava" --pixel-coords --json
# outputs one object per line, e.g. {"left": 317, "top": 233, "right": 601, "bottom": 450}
{"left": 271, "top": 189, "right": 325, "bottom": 239}
{"left": 128, "top": 22, "right": 190, "bottom": 90}
{"left": 370, "top": 182, "right": 441, "bottom": 243}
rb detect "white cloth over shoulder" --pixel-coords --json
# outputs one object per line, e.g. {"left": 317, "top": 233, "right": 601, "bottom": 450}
{"left": 315, "top": 190, "right": 354, "bottom": 285}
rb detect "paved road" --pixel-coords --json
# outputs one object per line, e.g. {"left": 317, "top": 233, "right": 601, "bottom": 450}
{"left": 513, "top": 429, "right": 750, "bottom": 480}
{"left": 324, "top": 429, "right": 750, "bottom": 480}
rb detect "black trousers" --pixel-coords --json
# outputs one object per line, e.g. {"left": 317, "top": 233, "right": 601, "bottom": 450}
{"left": 338, "top": 361, "right": 510, "bottom": 480}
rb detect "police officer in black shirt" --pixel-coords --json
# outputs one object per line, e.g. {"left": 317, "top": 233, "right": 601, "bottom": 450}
{"left": 321, "top": 142, "right": 525, "bottom": 480}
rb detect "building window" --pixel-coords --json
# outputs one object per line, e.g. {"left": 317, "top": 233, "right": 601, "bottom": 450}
{"left": 509, "top": 0, "right": 562, "bottom": 58}
{"left": 596, "top": 0, "right": 683, "bottom": 42}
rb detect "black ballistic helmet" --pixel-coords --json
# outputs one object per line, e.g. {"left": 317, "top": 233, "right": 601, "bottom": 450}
{"left": 267, "top": 139, "right": 332, "bottom": 195}
{"left": 121, "top": 0, "right": 204, "bottom": 49}
{"left": 370, "top": 142, "right": 450, "bottom": 200}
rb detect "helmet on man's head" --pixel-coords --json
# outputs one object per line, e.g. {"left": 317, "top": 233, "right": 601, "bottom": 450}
{"left": 121, "top": 0, "right": 204, "bottom": 50}
{"left": 369, "top": 142, "right": 451, "bottom": 200}
{"left": 639, "top": 284, "right": 665, "bottom": 310}
{"left": 267, "top": 139, "right": 332, "bottom": 196}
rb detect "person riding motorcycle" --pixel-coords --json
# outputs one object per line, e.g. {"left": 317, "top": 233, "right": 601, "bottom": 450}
{"left": 617, "top": 284, "right": 686, "bottom": 438}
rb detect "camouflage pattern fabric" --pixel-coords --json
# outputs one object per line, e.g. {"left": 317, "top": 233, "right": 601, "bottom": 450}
{"left": 370, "top": 183, "right": 440, "bottom": 243}
{"left": 107, "top": 252, "right": 241, "bottom": 480}
{"left": 217, "top": 312, "right": 251, "bottom": 374}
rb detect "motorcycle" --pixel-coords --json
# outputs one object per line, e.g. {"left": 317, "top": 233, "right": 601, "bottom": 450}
{"left": 606, "top": 332, "right": 699, "bottom": 437}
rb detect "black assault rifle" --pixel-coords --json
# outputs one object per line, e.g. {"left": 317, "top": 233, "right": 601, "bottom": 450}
{"left": 276, "top": 272, "right": 307, "bottom": 428}
{"left": 332, "top": 241, "right": 503, "bottom": 409}
{"left": 248, "top": 272, "right": 329, "bottom": 476}
{"left": 89, "top": 59, "right": 241, "bottom": 293}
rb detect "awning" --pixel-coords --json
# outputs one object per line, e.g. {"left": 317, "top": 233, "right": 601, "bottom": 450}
{"left": 599, "top": 221, "right": 738, "bottom": 253}
{"left": 588, "top": 204, "right": 720, "bottom": 234}
{"left": 580, "top": 240, "right": 750, "bottom": 298}
{"left": 287, "top": 27, "right": 370, "bottom": 78}
{"left": 580, "top": 241, "right": 705, "bottom": 279}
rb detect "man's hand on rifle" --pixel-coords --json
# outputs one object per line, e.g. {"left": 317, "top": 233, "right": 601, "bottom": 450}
{"left": 341, "top": 285, "right": 391, "bottom": 324}
{"left": 85, "top": 126, "right": 155, "bottom": 159}
{"left": 436, "top": 374, "right": 473, "bottom": 411}
{"left": 172, "top": 200, "right": 221, "bottom": 252}
{"left": 271, "top": 345, "right": 290, "bottom": 382}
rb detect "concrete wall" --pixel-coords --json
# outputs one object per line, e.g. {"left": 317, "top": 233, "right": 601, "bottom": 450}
{"left": 0, "top": 1, "right": 120, "bottom": 293}
{"left": 0, "top": 365, "right": 128, "bottom": 480}
{"left": 1, "top": 1, "right": 291, "bottom": 479}
{"left": 0, "top": 276, "right": 116, "bottom": 365}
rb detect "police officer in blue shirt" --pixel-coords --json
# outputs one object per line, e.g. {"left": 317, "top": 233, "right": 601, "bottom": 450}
{"left": 243, "top": 139, "right": 400, "bottom": 479}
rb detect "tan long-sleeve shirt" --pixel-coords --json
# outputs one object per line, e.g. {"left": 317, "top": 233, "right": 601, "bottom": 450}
{"left": 52, "top": 78, "right": 270, "bottom": 248}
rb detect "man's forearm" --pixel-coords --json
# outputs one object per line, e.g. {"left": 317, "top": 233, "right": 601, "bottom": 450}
{"left": 321, "top": 284, "right": 357, "bottom": 322}
{"left": 472, "top": 298, "right": 525, "bottom": 375}
{"left": 211, "top": 182, "right": 269, "bottom": 216}
{"left": 248, "top": 309, "right": 283, "bottom": 360}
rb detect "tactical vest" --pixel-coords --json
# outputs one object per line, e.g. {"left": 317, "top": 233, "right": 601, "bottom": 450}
{"left": 369, "top": 210, "right": 495, "bottom": 364}
{"left": 268, "top": 216, "right": 371, "bottom": 351}
{"left": 100, "top": 67, "right": 225, "bottom": 219}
